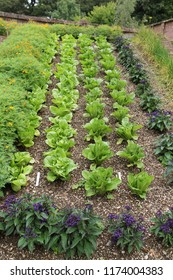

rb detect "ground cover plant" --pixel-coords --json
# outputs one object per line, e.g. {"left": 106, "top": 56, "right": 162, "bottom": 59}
{"left": 0, "top": 26, "right": 173, "bottom": 261}
{"left": 0, "top": 23, "right": 57, "bottom": 195}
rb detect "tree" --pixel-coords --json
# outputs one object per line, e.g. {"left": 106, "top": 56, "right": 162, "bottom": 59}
{"left": 0, "top": 0, "right": 29, "bottom": 14}
{"left": 0, "top": 0, "right": 57, "bottom": 16}
{"left": 114, "top": 0, "right": 137, "bottom": 27}
{"left": 76, "top": 0, "right": 115, "bottom": 15}
{"left": 88, "top": 2, "right": 116, "bottom": 25}
{"left": 31, "top": 0, "right": 58, "bottom": 16}
{"left": 134, "top": 0, "right": 173, "bottom": 24}
{"left": 50, "top": 0, "right": 80, "bottom": 20}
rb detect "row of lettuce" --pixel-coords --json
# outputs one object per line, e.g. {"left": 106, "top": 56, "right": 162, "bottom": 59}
{"left": 114, "top": 36, "right": 173, "bottom": 184}
{"left": 0, "top": 23, "right": 57, "bottom": 196}
{"left": 66, "top": 33, "right": 154, "bottom": 200}
{"left": 43, "top": 35, "right": 78, "bottom": 181}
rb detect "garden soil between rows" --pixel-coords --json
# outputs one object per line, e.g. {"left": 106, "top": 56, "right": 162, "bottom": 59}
{"left": 0, "top": 39, "right": 173, "bottom": 260}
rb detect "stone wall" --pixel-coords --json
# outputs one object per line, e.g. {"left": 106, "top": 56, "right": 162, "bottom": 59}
{"left": 0, "top": 11, "right": 136, "bottom": 34}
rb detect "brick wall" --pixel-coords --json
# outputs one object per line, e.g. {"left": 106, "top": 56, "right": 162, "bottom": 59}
{"left": 151, "top": 19, "right": 173, "bottom": 41}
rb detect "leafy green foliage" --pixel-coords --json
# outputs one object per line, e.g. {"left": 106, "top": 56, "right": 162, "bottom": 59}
{"left": 134, "top": 0, "right": 173, "bottom": 25}
{"left": 100, "top": 56, "right": 116, "bottom": 70}
{"left": 111, "top": 103, "right": 130, "bottom": 122}
{"left": 84, "top": 118, "right": 112, "bottom": 141}
{"left": 82, "top": 64, "right": 99, "bottom": 78}
{"left": 9, "top": 152, "right": 34, "bottom": 192}
{"left": 164, "top": 160, "right": 173, "bottom": 185}
{"left": 116, "top": 141, "right": 144, "bottom": 168}
{"left": 88, "top": 2, "right": 116, "bottom": 26}
{"left": 111, "top": 90, "right": 135, "bottom": 106}
{"left": 50, "top": 23, "right": 122, "bottom": 41}
{"left": 44, "top": 34, "right": 78, "bottom": 182}
{"left": 44, "top": 148, "right": 77, "bottom": 182}
{"left": 47, "top": 205, "right": 104, "bottom": 259}
{"left": 115, "top": 117, "right": 142, "bottom": 144}
{"left": 114, "top": 0, "right": 137, "bottom": 28}
{"left": 0, "top": 23, "right": 57, "bottom": 193}
{"left": 84, "top": 100, "right": 105, "bottom": 119}
{"left": 154, "top": 133, "right": 173, "bottom": 166}
{"left": 150, "top": 208, "right": 173, "bottom": 247}
{"left": 107, "top": 206, "right": 145, "bottom": 253}
{"left": 147, "top": 110, "right": 172, "bottom": 132}
{"left": 85, "top": 87, "right": 103, "bottom": 103}
{"left": 106, "top": 78, "right": 127, "bottom": 91}
{"left": 105, "top": 69, "right": 121, "bottom": 81}
{"left": 82, "top": 167, "right": 121, "bottom": 197}
{"left": 82, "top": 138, "right": 113, "bottom": 166}
{"left": 84, "top": 77, "right": 103, "bottom": 90}
{"left": 140, "top": 93, "right": 160, "bottom": 112}
{"left": 0, "top": 193, "right": 58, "bottom": 252}
{"left": 127, "top": 171, "right": 154, "bottom": 199}
{"left": 45, "top": 119, "right": 76, "bottom": 149}
{"left": 0, "top": 194, "right": 104, "bottom": 258}
{"left": 50, "top": 0, "right": 80, "bottom": 20}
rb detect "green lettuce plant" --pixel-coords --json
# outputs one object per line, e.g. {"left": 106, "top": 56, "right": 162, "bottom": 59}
{"left": 82, "top": 138, "right": 113, "bottom": 166}
{"left": 100, "top": 57, "right": 115, "bottom": 70}
{"left": 111, "top": 103, "right": 130, "bottom": 122}
{"left": 82, "top": 64, "right": 99, "bottom": 78}
{"left": 45, "top": 119, "right": 76, "bottom": 149}
{"left": 44, "top": 148, "right": 77, "bottom": 182}
{"left": 115, "top": 117, "right": 142, "bottom": 144}
{"left": 84, "top": 118, "right": 112, "bottom": 141}
{"left": 106, "top": 78, "right": 127, "bottom": 91}
{"left": 116, "top": 141, "right": 144, "bottom": 168}
{"left": 84, "top": 77, "right": 103, "bottom": 90}
{"left": 9, "top": 152, "right": 35, "bottom": 192}
{"left": 85, "top": 87, "right": 103, "bottom": 103}
{"left": 105, "top": 69, "right": 121, "bottom": 81}
{"left": 84, "top": 100, "right": 105, "bottom": 119}
{"left": 127, "top": 171, "right": 154, "bottom": 199}
{"left": 111, "top": 90, "right": 135, "bottom": 106}
{"left": 82, "top": 167, "right": 121, "bottom": 197}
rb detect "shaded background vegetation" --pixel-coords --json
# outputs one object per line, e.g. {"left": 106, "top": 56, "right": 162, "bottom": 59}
{"left": 0, "top": 0, "right": 173, "bottom": 26}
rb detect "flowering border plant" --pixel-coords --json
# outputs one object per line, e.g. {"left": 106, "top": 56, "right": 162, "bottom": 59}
{"left": 107, "top": 206, "right": 145, "bottom": 253}
{"left": 151, "top": 208, "right": 173, "bottom": 246}
{"left": 147, "top": 110, "right": 172, "bottom": 132}
{"left": 0, "top": 194, "right": 104, "bottom": 259}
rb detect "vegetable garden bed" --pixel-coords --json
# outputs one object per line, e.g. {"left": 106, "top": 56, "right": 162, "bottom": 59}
{"left": 0, "top": 24, "right": 173, "bottom": 260}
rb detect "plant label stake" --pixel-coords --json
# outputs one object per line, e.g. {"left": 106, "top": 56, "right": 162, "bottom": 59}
{"left": 36, "top": 172, "right": 41, "bottom": 186}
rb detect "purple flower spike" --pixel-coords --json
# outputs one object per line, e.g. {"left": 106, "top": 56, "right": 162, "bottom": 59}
{"left": 65, "top": 214, "right": 81, "bottom": 227}
{"left": 108, "top": 213, "right": 119, "bottom": 220}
